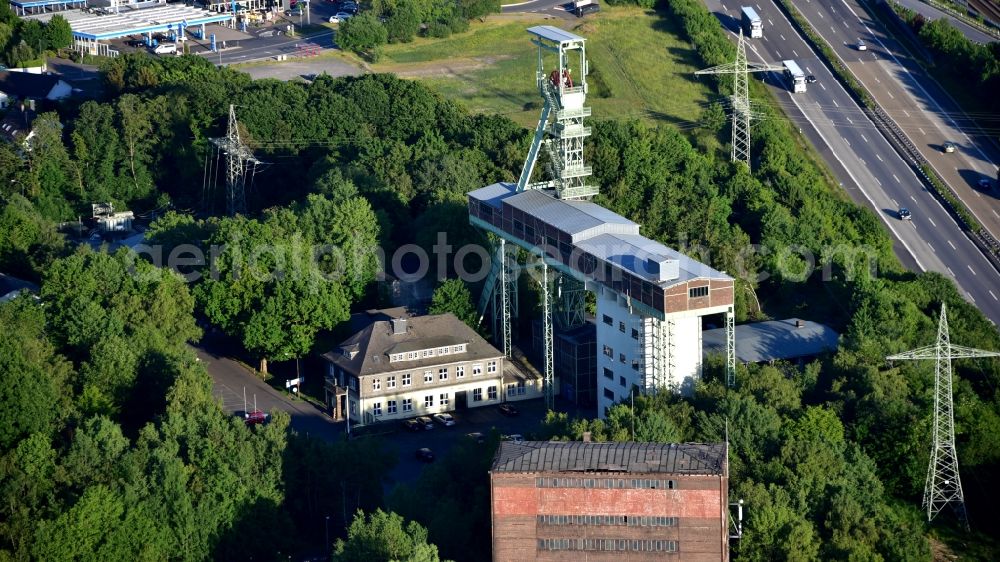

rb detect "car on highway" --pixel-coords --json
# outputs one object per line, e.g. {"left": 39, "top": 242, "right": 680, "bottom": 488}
{"left": 943, "top": 142, "right": 956, "bottom": 153}
{"left": 498, "top": 403, "right": 519, "bottom": 416}
{"left": 856, "top": 39, "right": 867, "bottom": 51}
{"left": 898, "top": 207, "right": 912, "bottom": 221}
{"left": 415, "top": 448, "right": 435, "bottom": 462}
{"left": 806, "top": 75, "right": 817, "bottom": 84}
{"left": 153, "top": 43, "right": 177, "bottom": 55}
{"left": 978, "top": 178, "right": 993, "bottom": 191}
{"left": 244, "top": 410, "right": 268, "bottom": 426}
{"left": 433, "top": 413, "right": 456, "bottom": 427}
{"left": 467, "top": 432, "right": 486, "bottom": 444}
{"left": 402, "top": 418, "right": 423, "bottom": 432}
{"left": 416, "top": 415, "right": 435, "bottom": 430}
{"left": 502, "top": 434, "right": 524, "bottom": 443}
{"left": 329, "top": 12, "right": 353, "bottom": 23}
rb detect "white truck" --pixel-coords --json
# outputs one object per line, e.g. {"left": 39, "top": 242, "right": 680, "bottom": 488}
{"left": 573, "top": 0, "right": 600, "bottom": 17}
{"left": 741, "top": 6, "right": 763, "bottom": 39}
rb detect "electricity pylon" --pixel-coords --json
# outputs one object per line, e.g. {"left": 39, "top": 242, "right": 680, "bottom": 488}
{"left": 695, "top": 30, "right": 780, "bottom": 170}
{"left": 887, "top": 303, "right": 999, "bottom": 529}
{"left": 210, "top": 105, "right": 261, "bottom": 216}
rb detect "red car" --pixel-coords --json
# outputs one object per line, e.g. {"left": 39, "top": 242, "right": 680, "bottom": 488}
{"left": 244, "top": 410, "right": 268, "bottom": 426}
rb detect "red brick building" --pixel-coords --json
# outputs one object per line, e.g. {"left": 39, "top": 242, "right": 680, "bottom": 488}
{"left": 489, "top": 441, "right": 729, "bottom": 561}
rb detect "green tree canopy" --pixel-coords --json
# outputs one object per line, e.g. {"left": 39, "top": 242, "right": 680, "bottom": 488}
{"left": 428, "top": 278, "right": 477, "bottom": 329}
{"left": 333, "top": 509, "right": 442, "bottom": 562}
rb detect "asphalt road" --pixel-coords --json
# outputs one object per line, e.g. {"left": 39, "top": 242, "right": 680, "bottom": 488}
{"left": 794, "top": 0, "right": 1000, "bottom": 253}
{"left": 502, "top": 0, "right": 576, "bottom": 17}
{"left": 893, "top": 0, "right": 997, "bottom": 44}
{"left": 708, "top": 0, "right": 1000, "bottom": 326}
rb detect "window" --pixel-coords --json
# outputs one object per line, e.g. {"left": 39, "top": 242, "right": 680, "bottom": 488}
{"left": 439, "top": 367, "right": 448, "bottom": 381}
{"left": 372, "top": 402, "right": 382, "bottom": 416}
{"left": 619, "top": 353, "right": 626, "bottom": 364}
{"left": 619, "top": 376, "right": 626, "bottom": 387}
{"left": 424, "top": 395, "right": 434, "bottom": 408}
{"left": 602, "top": 314, "right": 613, "bottom": 326}
{"left": 517, "top": 380, "right": 526, "bottom": 395}
{"left": 472, "top": 363, "right": 483, "bottom": 376}
{"left": 422, "top": 349, "right": 432, "bottom": 358}
{"left": 424, "top": 371, "right": 433, "bottom": 383}
{"left": 456, "top": 365, "right": 465, "bottom": 378}
{"left": 438, "top": 347, "right": 448, "bottom": 356}
{"left": 372, "top": 378, "right": 381, "bottom": 391}
{"left": 387, "top": 375, "right": 396, "bottom": 389}
{"left": 402, "top": 398, "right": 412, "bottom": 412}
{"left": 473, "top": 388, "right": 483, "bottom": 402}
{"left": 452, "top": 345, "right": 464, "bottom": 353}
{"left": 487, "top": 361, "right": 497, "bottom": 373}
{"left": 602, "top": 345, "right": 613, "bottom": 358}
{"left": 488, "top": 386, "right": 497, "bottom": 400}
{"left": 388, "top": 400, "right": 397, "bottom": 414}
{"left": 603, "top": 388, "right": 614, "bottom": 400}
{"left": 507, "top": 384, "right": 517, "bottom": 397}
{"left": 619, "top": 321, "right": 626, "bottom": 333}
{"left": 402, "top": 373, "right": 411, "bottom": 387}
{"left": 440, "top": 393, "right": 449, "bottom": 408}
{"left": 349, "top": 377, "right": 358, "bottom": 390}
{"left": 603, "top": 367, "right": 614, "bottom": 380}
{"left": 631, "top": 328, "right": 639, "bottom": 340}
{"left": 406, "top": 351, "right": 418, "bottom": 360}
{"left": 689, "top": 285, "right": 709, "bottom": 298}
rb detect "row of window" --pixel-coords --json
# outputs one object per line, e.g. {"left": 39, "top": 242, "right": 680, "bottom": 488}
{"left": 369, "top": 386, "right": 499, "bottom": 417}
{"left": 370, "top": 362, "right": 497, "bottom": 392}
{"left": 538, "top": 539, "right": 678, "bottom": 552}
{"left": 506, "top": 381, "right": 527, "bottom": 397}
{"left": 537, "top": 515, "right": 678, "bottom": 527}
{"left": 388, "top": 344, "right": 467, "bottom": 363}
{"left": 689, "top": 286, "right": 709, "bottom": 298}
{"left": 601, "top": 345, "right": 628, "bottom": 365}
{"left": 535, "top": 478, "right": 676, "bottom": 490}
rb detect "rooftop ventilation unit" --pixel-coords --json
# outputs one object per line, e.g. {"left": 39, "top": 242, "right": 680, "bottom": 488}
{"left": 391, "top": 317, "right": 407, "bottom": 335}
{"left": 646, "top": 257, "right": 680, "bottom": 282}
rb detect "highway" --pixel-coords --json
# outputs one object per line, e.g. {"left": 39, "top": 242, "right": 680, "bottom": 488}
{"left": 893, "top": 0, "right": 997, "bottom": 44}
{"left": 792, "top": 0, "right": 1000, "bottom": 253}
{"left": 708, "top": 0, "right": 1000, "bottom": 326}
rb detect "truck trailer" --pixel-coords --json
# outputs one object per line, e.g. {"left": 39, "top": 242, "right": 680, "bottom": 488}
{"left": 741, "top": 6, "right": 763, "bottom": 38}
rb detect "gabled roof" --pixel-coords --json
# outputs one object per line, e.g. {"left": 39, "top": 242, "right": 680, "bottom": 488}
{"left": 322, "top": 310, "right": 503, "bottom": 377}
{"left": 492, "top": 441, "right": 726, "bottom": 475}
{"left": 0, "top": 71, "right": 62, "bottom": 99}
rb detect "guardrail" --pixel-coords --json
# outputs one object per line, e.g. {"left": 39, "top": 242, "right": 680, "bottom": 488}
{"left": 922, "top": 0, "right": 1000, "bottom": 40}
{"left": 773, "top": 0, "right": 1000, "bottom": 275}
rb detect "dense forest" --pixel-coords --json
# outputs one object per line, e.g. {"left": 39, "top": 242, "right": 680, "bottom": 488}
{"left": 1, "top": 0, "right": 1000, "bottom": 559}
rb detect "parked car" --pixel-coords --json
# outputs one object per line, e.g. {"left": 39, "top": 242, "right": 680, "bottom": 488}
{"left": 402, "top": 418, "right": 422, "bottom": 432}
{"left": 433, "top": 413, "right": 456, "bottom": 427}
{"left": 498, "top": 403, "right": 519, "bottom": 416}
{"left": 415, "top": 448, "right": 435, "bottom": 462}
{"left": 943, "top": 141, "right": 956, "bottom": 153}
{"left": 244, "top": 410, "right": 268, "bottom": 426}
{"left": 502, "top": 434, "right": 524, "bottom": 443}
{"left": 856, "top": 39, "right": 867, "bottom": 51}
{"left": 153, "top": 43, "right": 177, "bottom": 55}
{"left": 329, "top": 12, "right": 353, "bottom": 23}
{"left": 286, "top": 8, "right": 304, "bottom": 16}
{"left": 467, "top": 432, "right": 485, "bottom": 444}
{"left": 806, "top": 75, "right": 817, "bottom": 84}
{"left": 338, "top": 1, "right": 358, "bottom": 13}
{"left": 417, "top": 416, "right": 435, "bottom": 430}
{"left": 898, "top": 207, "right": 912, "bottom": 221}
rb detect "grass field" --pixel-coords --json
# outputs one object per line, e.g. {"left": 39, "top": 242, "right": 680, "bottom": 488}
{"left": 373, "top": 8, "right": 715, "bottom": 128}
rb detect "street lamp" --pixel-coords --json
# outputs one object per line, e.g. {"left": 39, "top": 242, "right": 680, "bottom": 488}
{"left": 325, "top": 515, "right": 330, "bottom": 549}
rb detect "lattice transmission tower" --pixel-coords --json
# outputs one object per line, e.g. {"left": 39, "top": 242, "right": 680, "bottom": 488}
{"left": 887, "top": 303, "right": 999, "bottom": 529}
{"left": 209, "top": 105, "right": 262, "bottom": 216}
{"left": 695, "top": 30, "right": 779, "bottom": 171}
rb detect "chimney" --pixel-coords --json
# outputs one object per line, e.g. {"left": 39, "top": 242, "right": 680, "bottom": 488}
{"left": 794, "top": 319, "right": 804, "bottom": 328}
{"left": 391, "top": 317, "right": 407, "bottom": 335}
{"left": 582, "top": 431, "right": 592, "bottom": 443}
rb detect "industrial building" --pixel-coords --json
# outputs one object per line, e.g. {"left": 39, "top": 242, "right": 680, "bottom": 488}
{"left": 470, "top": 26, "right": 735, "bottom": 418}
{"left": 490, "top": 440, "right": 729, "bottom": 561}
{"left": 322, "top": 309, "right": 515, "bottom": 427}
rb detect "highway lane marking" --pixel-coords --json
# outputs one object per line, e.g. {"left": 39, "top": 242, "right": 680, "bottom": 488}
{"left": 769, "top": 18, "right": 774, "bottom": 26}
{"left": 876, "top": 154, "right": 883, "bottom": 162}
{"left": 968, "top": 292, "right": 975, "bottom": 303}
{"left": 806, "top": 66, "right": 812, "bottom": 73}
{"left": 991, "top": 290, "right": 998, "bottom": 302}
{"left": 887, "top": 91, "right": 894, "bottom": 99}
{"left": 820, "top": 83, "right": 827, "bottom": 91}
{"left": 948, "top": 240, "right": 956, "bottom": 250}
{"left": 968, "top": 265, "right": 977, "bottom": 276}
{"left": 875, "top": 177, "right": 882, "bottom": 186}
{"left": 902, "top": 109, "right": 910, "bottom": 117}
{"left": 832, "top": 99, "right": 839, "bottom": 107}
{"left": 831, "top": 25, "right": 837, "bottom": 33}
{"left": 793, "top": 49, "right": 799, "bottom": 57}
{"left": 874, "top": 77, "right": 880, "bottom": 83}
{"left": 918, "top": 127, "right": 926, "bottom": 135}
{"left": 861, "top": 134, "right": 868, "bottom": 142}
{"left": 818, "top": 11, "right": 823, "bottom": 18}
{"left": 928, "top": 217, "right": 936, "bottom": 227}
{"left": 892, "top": 199, "right": 898, "bottom": 207}
{"left": 892, "top": 174, "right": 900, "bottom": 183}
{"left": 910, "top": 195, "right": 917, "bottom": 203}
{"left": 843, "top": 137, "right": 851, "bottom": 146}
{"left": 947, "top": 267, "right": 955, "bottom": 276}
{"left": 993, "top": 209, "right": 1000, "bottom": 219}
{"left": 928, "top": 242, "right": 934, "bottom": 252}
{"left": 781, "top": 34, "right": 786, "bottom": 41}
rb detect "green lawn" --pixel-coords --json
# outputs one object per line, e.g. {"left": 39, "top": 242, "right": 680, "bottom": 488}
{"left": 374, "top": 8, "right": 714, "bottom": 128}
